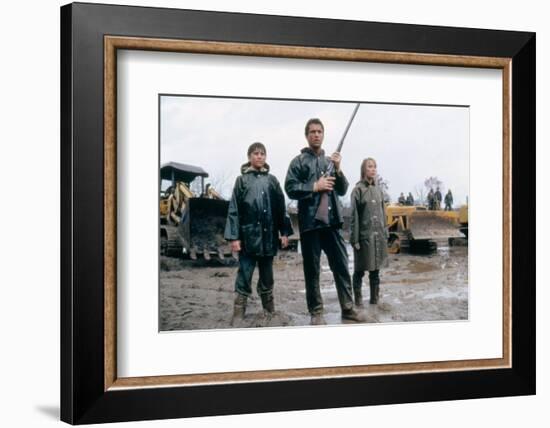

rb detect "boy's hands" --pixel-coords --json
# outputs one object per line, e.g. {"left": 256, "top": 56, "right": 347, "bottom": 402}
{"left": 233, "top": 238, "right": 289, "bottom": 251}
{"left": 231, "top": 240, "right": 241, "bottom": 252}
{"left": 281, "top": 236, "right": 289, "bottom": 249}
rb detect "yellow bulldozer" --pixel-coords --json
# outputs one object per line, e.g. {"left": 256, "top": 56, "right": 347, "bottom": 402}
{"left": 160, "top": 162, "right": 231, "bottom": 260}
{"left": 458, "top": 203, "right": 468, "bottom": 238}
{"left": 385, "top": 203, "right": 467, "bottom": 253}
{"left": 286, "top": 202, "right": 467, "bottom": 254}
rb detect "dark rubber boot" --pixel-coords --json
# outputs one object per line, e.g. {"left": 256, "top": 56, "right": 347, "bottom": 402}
{"left": 369, "top": 283, "right": 377, "bottom": 304}
{"left": 260, "top": 293, "right": 275, "bottom": 314}
{"left": 369, "top": 272, "right": 380, "bottom": 305}
{"left": 354, "top": 288, "right": 364, "bottom": 308}
{"left": 352, "top": 271, "right": 364, "bottom": 308}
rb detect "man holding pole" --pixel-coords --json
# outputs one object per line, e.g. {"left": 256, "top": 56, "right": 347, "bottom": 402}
{"left": 285, "top": 111, "right": 365, "bottom": 325}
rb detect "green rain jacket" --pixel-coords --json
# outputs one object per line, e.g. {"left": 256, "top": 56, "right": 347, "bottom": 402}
{"left": 224, "top": 163, "right": 293, "bottom": 257}
{"left": 284, "top": 147, "right": 349, "bottom": 234}
{"left": 350, "top": 180, "right": 389, "bottom": 271}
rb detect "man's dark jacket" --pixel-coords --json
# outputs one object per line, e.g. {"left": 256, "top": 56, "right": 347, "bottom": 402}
{"left": 224, "top": 162, "right": 292, "bottom": 256}
{"left": 284, "top": 147, "right": 349, "bottom": 234}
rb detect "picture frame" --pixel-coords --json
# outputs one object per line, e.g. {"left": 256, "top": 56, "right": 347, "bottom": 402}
{"left": 60, "top": 2, "right": 535, "bottom": 424}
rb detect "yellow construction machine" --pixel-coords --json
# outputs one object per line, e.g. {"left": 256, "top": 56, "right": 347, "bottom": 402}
{"left": 458, "top": 203, "right": 468, "bottom": 238}
{"left": 385, "top": 204, "right": 466, "bottom": 253}
{"left": 287, "top": 202, "right": 467, "bottom": 254}
{"left": 160, "top": 162, "right": 231, "bottom": 260}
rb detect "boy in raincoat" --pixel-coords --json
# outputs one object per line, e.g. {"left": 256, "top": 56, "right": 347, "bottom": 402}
{"left": 224, "top": 142, "right": 293, "bottom": 324}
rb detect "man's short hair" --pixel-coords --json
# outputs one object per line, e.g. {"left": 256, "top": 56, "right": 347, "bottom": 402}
{"left": 247, "top": 142, "right": 267, "bottom": 157}
{"left": 305, "top": 118, "right": 324, "bottom": 136}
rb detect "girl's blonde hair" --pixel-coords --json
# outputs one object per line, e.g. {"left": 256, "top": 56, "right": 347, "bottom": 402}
{"left": 360, "top": 157, "right": 377, "bottom": 181}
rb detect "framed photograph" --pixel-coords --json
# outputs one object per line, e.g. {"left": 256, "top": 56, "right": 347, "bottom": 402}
{"left": 61, "top": 2, "right": 535, "bottom": 424}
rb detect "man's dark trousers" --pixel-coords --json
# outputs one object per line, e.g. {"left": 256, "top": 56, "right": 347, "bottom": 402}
{"left": 300, "top": 226, "right": 354, "bottom": 314}
{"left": 234, "top": 252, "right": 274, "bottom": 296}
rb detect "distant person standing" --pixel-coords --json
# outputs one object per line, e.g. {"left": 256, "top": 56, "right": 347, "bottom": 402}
{"left": 427, "top": 188, "right": 435, "bottom": 210}
{"left": 406, "top": 192, "right": 414, "bottom": 206}
{"left": 350, "top": 158, "right": 389, "bottom": 306}
{"left": 398, "top": 192, "right": 406, "bottom": 205}
{"left": 444, "top": 189, "right": 454, "bottom": 211}
{"left": 434, "top": 187, "right": 442, "bottom": 210}
{"left": 285, "top": 118, "right": 365, "bottom": 325}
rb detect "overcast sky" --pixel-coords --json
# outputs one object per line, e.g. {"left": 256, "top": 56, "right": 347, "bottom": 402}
{"left": 160, "top": 95, "right": 469, "bottom": 206}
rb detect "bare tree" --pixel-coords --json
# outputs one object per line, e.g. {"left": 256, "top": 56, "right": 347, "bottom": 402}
{"left": 376, "top": 175, "right": 391, "bottom": 203}
{"left": 424, "top": 176, "right": 444, "bottom": 193}
{"left": 189, "top": 177, "right": 203, "bottom": 196}
{"left": 414, "top": 184, "right": 425, "bottom": 206}
{"left": 206, "top": 169, "right": 234, "bottom": 200}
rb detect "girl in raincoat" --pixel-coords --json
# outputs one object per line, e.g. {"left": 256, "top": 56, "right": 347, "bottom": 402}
{"left": 350, "top": 158, "right": 389, "bottom": 306}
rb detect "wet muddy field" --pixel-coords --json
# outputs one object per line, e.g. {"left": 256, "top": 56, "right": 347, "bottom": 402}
{"left": 159, "top": 243, "right": 468, "bottom": 331}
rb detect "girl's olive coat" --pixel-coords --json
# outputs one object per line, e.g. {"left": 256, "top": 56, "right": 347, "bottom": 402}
{"left": 224, "top": 163, "right": 292, "bottom": 257}
{"left": 350, "top": 180, "right": 389, "bottom": 271}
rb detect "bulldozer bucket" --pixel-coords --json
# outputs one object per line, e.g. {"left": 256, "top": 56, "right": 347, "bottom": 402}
{"left": 178, "top": 198, "right": 231, "bottom": 257}
{"left": 408, "top": 211, "right": 463, "bottom": 240}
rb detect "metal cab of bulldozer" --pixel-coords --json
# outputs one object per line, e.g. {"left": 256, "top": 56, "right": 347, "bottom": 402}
{"left": 160, "top": 162, "right": 231, "bottom": 260}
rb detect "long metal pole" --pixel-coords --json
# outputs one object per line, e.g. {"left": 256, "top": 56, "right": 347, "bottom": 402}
{"left": 326, "top": 103, "right": 361, "bottom": 176}
{"left": 336, "top": 103, "right": 361, "bottom": 153}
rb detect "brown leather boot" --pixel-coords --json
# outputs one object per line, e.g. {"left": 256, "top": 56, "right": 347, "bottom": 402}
{"left": 310, "top": 313, "right": 327, "bottom": 325}
{"left": 231, "top": 293, "right": 247, "bottom": 325}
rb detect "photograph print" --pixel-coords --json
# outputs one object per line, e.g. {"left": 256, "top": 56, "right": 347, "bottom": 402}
{"left": 159, "top": 95, "right": 469, "bottom": 331}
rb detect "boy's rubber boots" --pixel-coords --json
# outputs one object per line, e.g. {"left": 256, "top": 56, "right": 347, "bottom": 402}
{"left": 310, "top": 313, "right": 327, "bottom": 325}
{"left": 231, "top": 293, "right": 247, "bottom": 325}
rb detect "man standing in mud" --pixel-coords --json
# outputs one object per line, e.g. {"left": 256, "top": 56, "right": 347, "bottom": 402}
{"left": 285, "top": 118, "right": 365, "bottom": 325}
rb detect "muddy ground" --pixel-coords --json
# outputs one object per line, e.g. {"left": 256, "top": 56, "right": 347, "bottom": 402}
{"left": 160, "top": 242, "right": 468, "bottom": 331}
